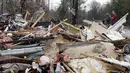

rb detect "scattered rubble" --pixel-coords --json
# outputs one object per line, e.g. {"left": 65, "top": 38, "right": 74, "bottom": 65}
{"left": 0, "top": 8, "right": 130, "bottom": 73}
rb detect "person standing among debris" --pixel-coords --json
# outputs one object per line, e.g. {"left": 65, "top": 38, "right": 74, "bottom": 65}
{"left": 104, "top": 13, "right": 111, "bottom": 25}
{"left": 111, "top": 11, "right": 117, "bottom": 24}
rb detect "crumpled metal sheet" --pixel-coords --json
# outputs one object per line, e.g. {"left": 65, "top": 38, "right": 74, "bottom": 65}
{"left": 0, "top": 56, "right": 32, "bottom": 64}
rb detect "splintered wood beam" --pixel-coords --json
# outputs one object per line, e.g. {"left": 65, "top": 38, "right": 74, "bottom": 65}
{"left": 59, "top": 32, "right": 82, "bottom": 42}
{"left": 45, "top": 19, "right": 68, "bottom": 34}
{"left": 0, "top": 56, "right": 32, "bottom": 64}
{"left": 19, "top": 19, "right": 67, "bottom": 40}
{"left": 62, "top": 21, "right": 80, "bottom": 31}
{"left": 1, "top": 37, "right": 54, "bottom": 44}
{"left": 24, "top": 10, "right": 29, "bottom": 20}
{"left": 62, "top": 61, "right": 75, "bottom": 73}
{"left": 31, "top": 11, "right": 45, "bottom": 28}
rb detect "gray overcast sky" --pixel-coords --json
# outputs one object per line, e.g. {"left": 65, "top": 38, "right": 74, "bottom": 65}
{"left": 50, "top": 0, "right": 111, "bottom": 10}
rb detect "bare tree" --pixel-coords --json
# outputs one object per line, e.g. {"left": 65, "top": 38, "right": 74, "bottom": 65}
{"left": 87, "top": 0, "right": 101, "bottom": 20}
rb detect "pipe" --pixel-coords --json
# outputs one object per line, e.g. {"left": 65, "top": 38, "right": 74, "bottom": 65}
{"left": 11, "top": 44, "right": 40, "bottom": 49}
{"left": 0, "top": 46, "right": 43, "bottom": 56}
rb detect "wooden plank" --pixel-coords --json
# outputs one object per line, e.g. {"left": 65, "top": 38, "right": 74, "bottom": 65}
{"left": 0, "top": 56, "right": 32, "bottom": 64}
{"left": 3, "top": 30, "right": 32, "bottom": 35}
{"left": 1, "top": 37, "right": 54, "bottom": 44}
{"left": 31, "top": 11, "right": 45, "bottom": 28}
{"left": 24, "top": 10, "right": 28, "bottom": 20}
{"left": 62, "top": 62, "right": 75, "bottom": 73}
{"left": 59, "top": 32, "right": 82, "bottom": 42}
{"left": 45, "top": 19, "right": 68, "bottom": 34}
{"left": 62, "top": 21, "right": 80, "bottom": 31}
{"left": 19, "top": 19, "right": 67, "bottom": 40}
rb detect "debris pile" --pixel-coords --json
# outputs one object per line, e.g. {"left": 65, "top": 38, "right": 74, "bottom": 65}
{"left": 0, "top": 9, "right": 130, "bottom": 73}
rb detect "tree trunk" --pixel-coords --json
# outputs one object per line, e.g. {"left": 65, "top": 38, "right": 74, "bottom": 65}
{"left": 1, "top": 0, "right": 4, "bottom": 13}
{"left": 72, "top": 0, "right": 78, "bottom": 25}
{"left": 20, "top": 0, "right": 26, "bottom": 14}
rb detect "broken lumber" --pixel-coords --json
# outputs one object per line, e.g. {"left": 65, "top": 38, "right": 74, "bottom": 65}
{"left": 62, "top": 62, "right": 75, "bottom": 73}
{"left": 31, "top": 11, "right": 45, "bottom": 28}
{"left": 24, "top": 10, "right": 29, "bottom": 20}
{"left": 3, "top": 29, "right": 33, "bottom": 35}
{"left": 57, "top": 40, "right": 106, "bottom": 48}
{"left": 62, "top": 21, "right": 80, "bottom": 31}
{"left": 11, "top": 44, "right": 39, "bottom": 49}
{"left": 46, "top": 19, "right": 68, "bottom": 33}
{"left": 1, "top": 37, "right": 54, "bottom": 44}
{"left": 59, "top": 32, "right": 82, "bottom": 42}
{"left": 0, "top": 56, "right": 32, "bottom": 64}
{"left": 19, "top": 19, "right": 67, "bottom": 40}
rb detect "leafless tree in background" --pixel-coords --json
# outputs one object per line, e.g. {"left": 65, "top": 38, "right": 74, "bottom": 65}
{"left": 0, "top": 0, "right": 47, "bottom": 19}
